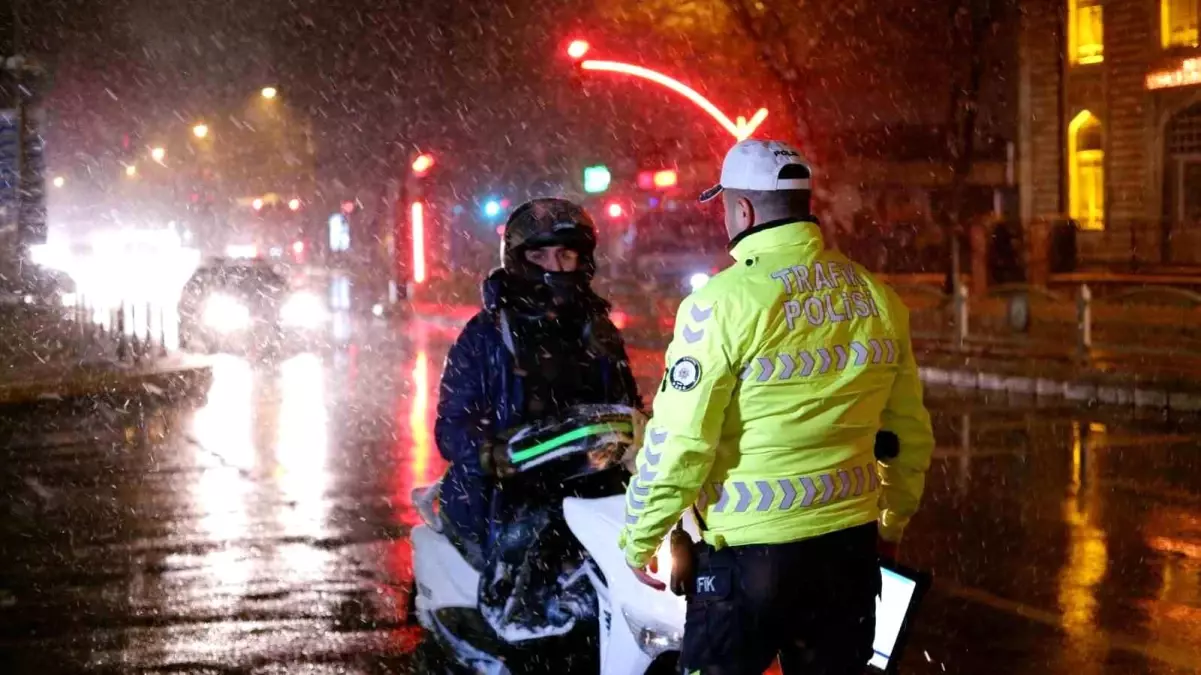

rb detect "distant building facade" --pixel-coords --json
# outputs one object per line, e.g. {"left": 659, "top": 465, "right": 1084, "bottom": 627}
{"left": 1020, "top": 0, "right": 1201, "bottom": 267}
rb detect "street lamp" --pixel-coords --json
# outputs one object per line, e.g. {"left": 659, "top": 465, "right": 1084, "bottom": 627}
{"left": 52, "top": 176, "right": 65, "bottom": 188}
{"left": 125, "top": 165, "right": 137, "bottom": 177}
{"left": 151, "top": 146, "right": 166, "bottom": 163}
{"left": 261, "top": 86, "right": 278, "bottom": 100}
{"left": 192, "top": 123, "right": 209, "bottom": 139}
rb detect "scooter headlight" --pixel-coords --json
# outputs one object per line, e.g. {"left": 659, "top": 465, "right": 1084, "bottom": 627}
{"left": 621, "top": 606, "right": 683, "bottom": 658}
{"left": 202, "top": 293, "right": 251, "bottom": 333}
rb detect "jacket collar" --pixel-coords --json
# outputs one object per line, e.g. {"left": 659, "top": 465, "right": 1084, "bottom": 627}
{"left": 729, "top": 219, "right": 824, "bottom": 261}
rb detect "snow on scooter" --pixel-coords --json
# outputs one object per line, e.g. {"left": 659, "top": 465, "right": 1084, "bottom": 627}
{"left": 408, "top": 403, "right": 694, "bottom": 674}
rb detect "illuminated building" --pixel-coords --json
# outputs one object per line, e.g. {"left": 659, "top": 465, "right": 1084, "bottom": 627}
{"left": 1021, "top": 0, "right": 1201, "bottom": 266}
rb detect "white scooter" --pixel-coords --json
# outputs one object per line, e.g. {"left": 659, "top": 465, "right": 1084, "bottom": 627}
{"left": 408, "top": 404, "right": 694, "bottom": 674}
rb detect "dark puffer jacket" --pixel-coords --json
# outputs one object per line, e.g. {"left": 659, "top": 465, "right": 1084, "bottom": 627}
{"left": 434, "top": 271, "right": 642, "bottom": 551}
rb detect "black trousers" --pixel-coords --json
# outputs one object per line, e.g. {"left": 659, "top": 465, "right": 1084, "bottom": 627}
{"left": 680, "top": 522, "right": 880, "bottom": 675}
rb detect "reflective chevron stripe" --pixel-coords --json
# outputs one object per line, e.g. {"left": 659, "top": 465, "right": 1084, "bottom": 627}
{"left": 701, "top": 463, "right": 881, "bottom": 514}
{"left": 738, "top": 338, "right": 901, "bottom": 382}
{"left": 643, "top": 428, "right": 667, "bottom": 466}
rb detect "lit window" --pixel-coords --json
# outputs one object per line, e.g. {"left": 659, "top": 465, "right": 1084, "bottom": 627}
{"left": 1068, "top": 111, "right": 1105, "bottom": 231}
{"left": 1069, "top": 0, "right": 1104, "bottom": 65}
{"left": 1162, "top": 0, "right": 1200, "bottom": 48}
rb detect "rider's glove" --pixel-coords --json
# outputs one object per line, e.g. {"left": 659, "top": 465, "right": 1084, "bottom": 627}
{"left": 478, "top": 438, "right": 515, "bottom": 479}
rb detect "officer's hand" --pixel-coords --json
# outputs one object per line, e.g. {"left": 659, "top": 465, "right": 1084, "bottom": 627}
{"left": 628, "top": 556, "right": 667, "bottom": 591}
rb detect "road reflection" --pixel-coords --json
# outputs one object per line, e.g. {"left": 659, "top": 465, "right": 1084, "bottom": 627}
{"left": 273, "top": 352, "right": 332, "bottom": 581}
{"left": 1056, "top": 421, "right": 1109, "bottom": 670}
{"left": 188, "top": 355, "right": 255, "bottom": 593}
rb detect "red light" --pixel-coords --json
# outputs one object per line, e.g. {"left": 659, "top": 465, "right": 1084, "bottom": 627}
{"left": 637, "top": 171, "right": 654, "bottom": 190}
{"left": 288, "top": 198, "right": 301, "bottom": 211}
{"left": 252, "top": 198, "right": 264, "bottom": 211}
{"left": 292, "top": 240, "right": 305, "bottom": 255}
{"left": 412, "top": 154, "right": 435, "bottom": 176}
{"left": 607, "top": 202, "right": 624, "bottom": 218}
{"left": 341, "top": 200, "right": 356, "bottom": 214}
{"left": 653, "top": 170, "right": 678, "bottom": 188}
{"left": 496, "top": 225, "right": 506, "bottom": 236}
{"left": 567, "top": 40, "right": 590, "bottom": 60}
{"left": 411, "top": 201, "right": 427, "bottom": 284}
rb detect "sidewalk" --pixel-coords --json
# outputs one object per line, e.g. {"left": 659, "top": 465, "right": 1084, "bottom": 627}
{"left": 912, "top": 341, "right": 1201, "bottom": 413}
{"left": 1, "top": 306, "right": 213, "bottom": 407}
{"left": 406, "top": 302, "right": 1201, "bottom": 414}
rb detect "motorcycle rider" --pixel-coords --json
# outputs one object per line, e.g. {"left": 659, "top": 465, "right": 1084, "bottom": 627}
{"left": 434, "top": 197, "right": 642, "bottom": 572}
{"left": 619, "top": 140, "right": 935, "bottom": 674}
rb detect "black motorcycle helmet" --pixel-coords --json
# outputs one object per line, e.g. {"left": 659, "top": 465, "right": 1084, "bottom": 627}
{"left": 500, "top": 198, "right": 598, "bottom": 283}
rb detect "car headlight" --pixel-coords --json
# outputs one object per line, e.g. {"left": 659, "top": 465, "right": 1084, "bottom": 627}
{"left": 202, "top": 293, "right": 251, "bottom": 333}
{"left": 60, "top": 292, "right": 77, "bottom": 307}
{"left": 689, "top": 272, "right": 711, "bottom": 291}
{"left": 280, "top": 291, "right": 326, "bottom": 328}
{"left": 622, "top": 606, "right": 683, "bottom": 658}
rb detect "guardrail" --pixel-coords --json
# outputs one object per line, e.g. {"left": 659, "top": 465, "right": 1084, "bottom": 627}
{"left": 898, "top": 282, "right": 1201, "bottom": 362}
{"left": 69, "top": 296, "right": 174, "bottom": 363}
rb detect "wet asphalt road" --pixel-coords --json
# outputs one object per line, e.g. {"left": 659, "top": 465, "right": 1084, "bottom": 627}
{"left": 2, "top": 321, "right": 1200, "bottom": 674}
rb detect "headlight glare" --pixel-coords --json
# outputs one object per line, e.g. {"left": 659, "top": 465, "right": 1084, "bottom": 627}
{"left": 280, "top": 291, "right": 326, "bottom": 327}
{"left": 622, "top": 606, "right": 682, "bottom": 658}
{"left": 202, "top": 293, "right": 251, "bottom": 333}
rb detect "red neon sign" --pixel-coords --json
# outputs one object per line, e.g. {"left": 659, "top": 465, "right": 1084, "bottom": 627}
{"left": 578, "top": 59, "right": 768, "bottom": 141}
{"left": 411, "top": 201, "right": 426, "bottom": 284}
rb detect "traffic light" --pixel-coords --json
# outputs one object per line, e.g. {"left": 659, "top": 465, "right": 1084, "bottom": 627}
{"left": 606, "top": 202, "right": 624, "bottom": 219}
{"left": 567, "top": 40, "right": 590, "bottom": 60}
{"left": 583, "top": 165, "right": 611, "bottom": 194}
{"left": 483, "top": 199, "right": 503, "bottom": 218}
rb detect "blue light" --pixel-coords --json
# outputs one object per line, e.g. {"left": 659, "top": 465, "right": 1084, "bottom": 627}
{"left": 648, "top": 197, "right": 660, "bottom": 208}
{"left": 484, "top": 200, "right": 502, "bottom": 218}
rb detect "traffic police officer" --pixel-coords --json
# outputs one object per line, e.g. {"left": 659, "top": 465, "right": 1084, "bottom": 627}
{"left": 618, "top": 139, "right": 935, "bottom": 674}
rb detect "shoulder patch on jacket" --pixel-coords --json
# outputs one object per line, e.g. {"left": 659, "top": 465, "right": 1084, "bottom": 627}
{"left": 668, "top": 357, "right": 702, "bottom": 391}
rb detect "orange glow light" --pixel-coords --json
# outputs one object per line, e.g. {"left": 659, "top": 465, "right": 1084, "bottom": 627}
{"left": 580, "top": 60, "right": 768, "bottom": 140}
{"left": 611, "top": 309, "right": 628, "bottom": 330}
{"left": 652, "top": 170, "right": 678, "bottom": 188}
{"left": 411, "top": 201, "right": 426, "bottom": 284}
{"left": 567, "top": 40, "right": 591, "bottom": 60}
{"left": 1146, "top": 57, "right": 1201, "bottom": 90}
{"left": 411, "top": 153, "right": 435, "bottom": 176}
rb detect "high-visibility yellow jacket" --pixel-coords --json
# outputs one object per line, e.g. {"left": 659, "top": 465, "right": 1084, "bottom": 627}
{"left": 619, "top": 220, "right": 935, "bottom": 567}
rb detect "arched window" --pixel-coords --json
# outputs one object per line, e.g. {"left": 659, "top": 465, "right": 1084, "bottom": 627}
{"left": 1162, "top": 0, "right": 1200, "bottom": 49}
{"left": 1069, "top": 111, "right": 1105, "bottom": 231}
{"left": 1070, "top": 0, "right": 1104, "bottom": 64}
